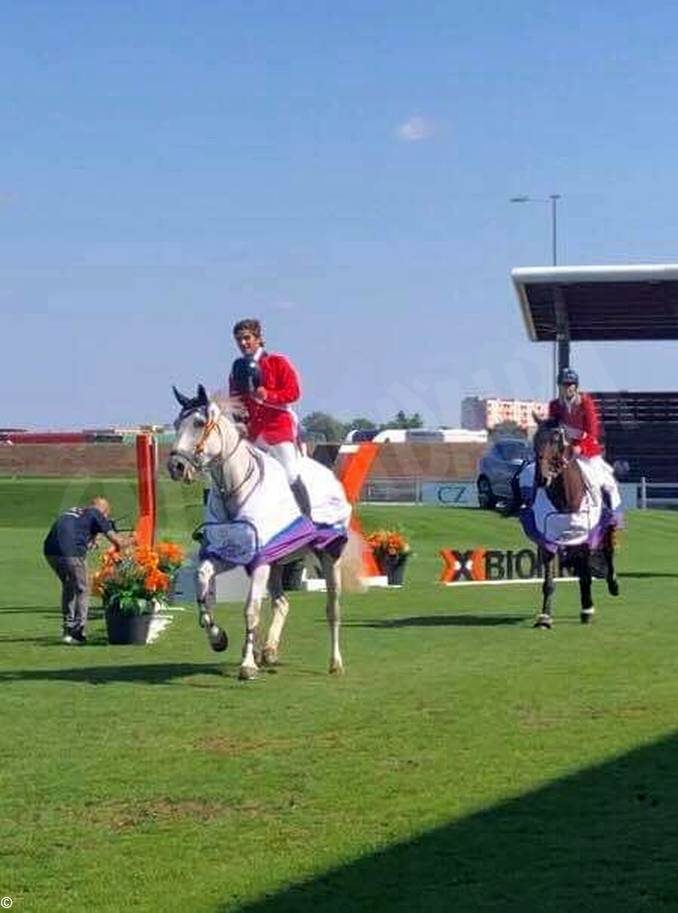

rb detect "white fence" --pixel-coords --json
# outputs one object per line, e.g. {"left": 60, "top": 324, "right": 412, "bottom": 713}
{"left": 361, "top": 478, "right": 675, "bottom": 510}
{"left": 638, "top": 479, "right": 678, "bottom": 509}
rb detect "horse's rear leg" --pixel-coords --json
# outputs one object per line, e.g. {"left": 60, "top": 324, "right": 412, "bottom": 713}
{"left": 577, "top": 548, "right": 595, "bottom": 624}
{"left": 262, "top": 563, "right": 289, "bottom": 667}
{"left": 535, "top": 547, "right": 555, "bottom": 629}
{"left": 195, "top": 559, "right": 229, "bottom": 652}
{"left": 320, "top": 552, "right": 343, "bottom": 674}
{"left": 239, "top": 564, "right": 270, "bottom": 681}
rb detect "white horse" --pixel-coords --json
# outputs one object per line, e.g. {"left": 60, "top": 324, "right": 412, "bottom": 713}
{"left": 167, "top": 384, "right": 361, "bottom": 680}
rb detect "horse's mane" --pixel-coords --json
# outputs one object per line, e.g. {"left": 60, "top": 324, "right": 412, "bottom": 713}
{"left": 212, "top": 391, "right": 249, "bottom": 436}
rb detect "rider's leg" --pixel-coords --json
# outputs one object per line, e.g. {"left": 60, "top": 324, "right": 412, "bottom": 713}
{"left": 585, "top": 455, "right": 621, "bottom": 514}
{"left": 256, "top": 438, "right": 312, "bottom": 516}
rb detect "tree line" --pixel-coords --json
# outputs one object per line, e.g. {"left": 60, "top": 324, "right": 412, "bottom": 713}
{"left": 301, "top": 412, "right": 528, "bottom": 443}
{"left": 301, "top": 410, "right": 424, "bottom": 443}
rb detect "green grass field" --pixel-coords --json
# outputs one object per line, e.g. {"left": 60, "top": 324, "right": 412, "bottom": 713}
{"left": 2, "top": 478, "right": 678, "bottom": 912}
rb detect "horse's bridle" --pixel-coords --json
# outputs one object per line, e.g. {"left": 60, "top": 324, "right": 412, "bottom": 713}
{"left": 538, "top": 426, "right": 572, "bottom": 482}
{"left": 171, "top": 408, "right": 259, "bottom": 504}
{"left": 173, "top": 410, "right": 239, "bottom": 468}
{"left": 194, "top": 417, "right": 219, "bottom": 456}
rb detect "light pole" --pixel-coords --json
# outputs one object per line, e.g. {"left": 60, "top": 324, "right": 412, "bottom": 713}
{"left": 510, "top": 194, "right": 562, "bottom": 394}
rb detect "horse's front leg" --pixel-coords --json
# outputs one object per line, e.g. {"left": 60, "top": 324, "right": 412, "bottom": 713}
{"left": 239, "top": 564, "right": 271, "bottom": 681}
{"left": 604, "top": 527, "right": 620, "bottom": 597}
{"left": 195, "top": 558, "right": 229, "bottom": 652}
{"left": 534, "top": 547, "right": 555, "bottom": 629}
{"left": 319, "top": 551, "right": 343, "bottom": 674}
{"left": 578, "top": 547, "right": 595, "bottom": 624}
{"left": 262, "top": 562, "right": 289, "bottom": 667}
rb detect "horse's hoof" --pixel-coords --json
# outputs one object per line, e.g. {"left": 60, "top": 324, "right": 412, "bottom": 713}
{"left": 329, "top": 661, "right": 345, "bottom": 675}
{"left": 580, "top": 608, "right": 595, "bottom": 624}
{"left": 608, "top": 579, "right": 620, "bottom": 597}
{"left": 261, "top": 646, "right": 279, "bottom": 667}
{"left": 208, "top": 625, "right": 228, "bottom": 653}
{"left": 238, "top": 665, "right": 259, "bottom": 682}
{"left": 533, "top": 614, "right": 552, "bottom": 629}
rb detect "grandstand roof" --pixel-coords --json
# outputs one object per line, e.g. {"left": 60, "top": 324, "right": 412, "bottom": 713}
{"left": 512, "top": 264, "right": 678, "bottom": 341}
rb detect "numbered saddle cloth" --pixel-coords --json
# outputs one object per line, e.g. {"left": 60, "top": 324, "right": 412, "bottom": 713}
{"left": 517, "top": 457, "right": 622, "bottom": 553}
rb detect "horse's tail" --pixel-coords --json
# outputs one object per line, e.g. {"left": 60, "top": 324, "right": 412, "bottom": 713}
{"left": 340, "top": 527, "right": 368, "bottom": 593}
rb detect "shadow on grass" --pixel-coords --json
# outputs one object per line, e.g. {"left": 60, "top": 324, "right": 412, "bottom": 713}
{"left": 0, "top": 662, "right": 227, "bottom": 686}
{"left": 346, "top": 614, "right": 529, "bottom": 629}
{"left": 0, "top": 634, "right": 67, "bottom": 645}
{"left": 228, "top": 732, "right": 678, "bottom": 913}
{"left": 0, "top": 605, "right": 61, "bottom": 614}
{"left": 618, "top": 572, "right": 678, "bottom": 579}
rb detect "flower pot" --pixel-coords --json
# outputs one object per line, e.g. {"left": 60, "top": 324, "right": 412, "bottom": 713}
{"left": 378, "top": 553, "right": 409, "bottom": 586}
{"left": 104, "top": 601, "right": 155, "bottom": 645}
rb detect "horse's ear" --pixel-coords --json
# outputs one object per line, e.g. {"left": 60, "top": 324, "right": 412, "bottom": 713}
{"left": 172, "top": 386, "right": 191, "bottom": 407}
{"left": 196, "top": 384, "right": 209, "bottom": 405}
{"left": 207, "top": 400, "right": 221, "bottom": 424}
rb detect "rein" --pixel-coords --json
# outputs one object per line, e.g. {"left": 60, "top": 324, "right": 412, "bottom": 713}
{"left": 195, "top": 414, "right": 261, "bottom": 508}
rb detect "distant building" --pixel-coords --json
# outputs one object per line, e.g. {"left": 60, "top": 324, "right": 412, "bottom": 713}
{"left": 461, "top": 396, "right": 548, "bottom": 431}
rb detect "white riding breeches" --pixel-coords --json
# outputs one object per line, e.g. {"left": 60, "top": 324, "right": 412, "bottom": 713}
{"left": 254, "top": 437, "right": 301, "bottom": 484}
{"left": 586, "top": 455, "right": 621, "bottom": 508}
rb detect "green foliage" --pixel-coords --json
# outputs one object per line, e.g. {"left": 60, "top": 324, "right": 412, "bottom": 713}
{"left": 345, "top": 416, "right": 378, "bottom": 432}
{"left": 382, "top": 409, "right": 424, "bottom": 429}
{"left": 300, "top": 411, "right": 346, "bottom": 443}
{"left": 301, "top": 409, "right": 425, "bottom": 441}
{"left": 98, "top": 553, "right": 155, "bottom": 615}
{"left": 2, "top": 479, "right": 678, "bottom": 912}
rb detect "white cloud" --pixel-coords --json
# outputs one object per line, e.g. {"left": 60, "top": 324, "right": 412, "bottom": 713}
{"left": 395, "top": 116, "right": 435, "bottom": 142}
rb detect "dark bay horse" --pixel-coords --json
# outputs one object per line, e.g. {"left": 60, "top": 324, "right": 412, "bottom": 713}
{"left": 516, "top": 418, "right": 621, "bottom": 629}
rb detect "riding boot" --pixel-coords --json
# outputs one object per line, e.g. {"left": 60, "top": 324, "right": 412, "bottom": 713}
{"left": 290, "top": 477, "right": 312, "bottom": 517}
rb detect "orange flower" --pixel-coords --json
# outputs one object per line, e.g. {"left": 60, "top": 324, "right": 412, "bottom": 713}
{"left": 157, "top": 541, "right": 184, "bottom": 561}
{"left": 91, "top": 537, "right": 183, "bottom": 600}
{"left": 144, "top": 569, "right": 170, "bottom": 593}
{"left": 366, "top": 528, "right": 410, "bottom": 557}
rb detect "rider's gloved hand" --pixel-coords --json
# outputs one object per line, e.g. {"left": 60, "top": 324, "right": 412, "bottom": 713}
{"left": 255, "top": 386, "right": 268, "bottom": 400}
{"left": 231, "top": 357, "right": 262, "bottom": 394}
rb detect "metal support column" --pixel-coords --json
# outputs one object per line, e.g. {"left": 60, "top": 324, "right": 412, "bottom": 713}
{"left": 553, "top": 286, "right": 571, "bottom": 385}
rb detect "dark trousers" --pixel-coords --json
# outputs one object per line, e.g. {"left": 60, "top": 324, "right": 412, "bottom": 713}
{"left": 45, "top": 554, "right": 89, "bottom": 634}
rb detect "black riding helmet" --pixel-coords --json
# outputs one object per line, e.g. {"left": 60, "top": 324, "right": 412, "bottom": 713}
{"left": 557, "top": 367, "right": 579, "bottom": 386}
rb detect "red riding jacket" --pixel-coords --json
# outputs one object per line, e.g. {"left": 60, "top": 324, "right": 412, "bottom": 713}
{"left": 547, "top": 392, "right": 603, "bottom": 458}
{"left": 229, "top": 350, "right": 300, "bottom": 445}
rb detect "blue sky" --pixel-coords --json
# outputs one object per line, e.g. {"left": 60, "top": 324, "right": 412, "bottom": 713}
{"left": 3, "top": 0, "right": 678, "bottom": 429}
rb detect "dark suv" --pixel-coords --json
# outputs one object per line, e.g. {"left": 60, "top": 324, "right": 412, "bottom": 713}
{"left": 476, "top": 437, "right": 532, "bottom": 509}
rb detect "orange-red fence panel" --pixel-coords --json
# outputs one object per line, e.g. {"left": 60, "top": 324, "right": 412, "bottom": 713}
{"left": 134, "top": 434, "right": 157, "bottom": 547}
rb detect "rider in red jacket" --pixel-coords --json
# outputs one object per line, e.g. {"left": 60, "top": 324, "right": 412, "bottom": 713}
{"left": 548, "top": 367, "right": 603, "bottom": 458}
{"left": 547, "top": 366, "right": 621, "bottom": 525}
{"left": 229, "top": 318, "right": 311, "bottom": 514}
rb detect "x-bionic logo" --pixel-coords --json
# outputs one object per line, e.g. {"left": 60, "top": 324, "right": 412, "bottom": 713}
{"left": 439, "top": 549, "right": 488, "bottom": 582}
{"left": 439, "top": 547, "right": 569, "bottom": 583}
